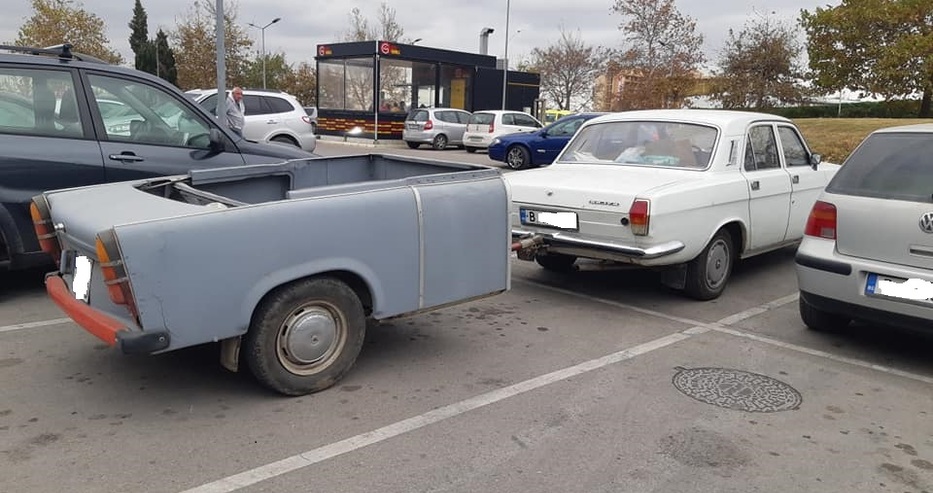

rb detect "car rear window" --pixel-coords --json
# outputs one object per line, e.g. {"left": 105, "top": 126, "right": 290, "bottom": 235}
{"left": 826, "top": 132, "right": 933, "bottom": 203}
{"left": 408, "top": 110, "right": 428, "bottom": 122}
{"left": 469, "top": 113, "right": 494, "bottom": 125}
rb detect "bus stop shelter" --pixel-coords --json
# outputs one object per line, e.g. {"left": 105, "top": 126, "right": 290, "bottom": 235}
{"left": 314, "top": 40, "right": 541, "bottom": 141}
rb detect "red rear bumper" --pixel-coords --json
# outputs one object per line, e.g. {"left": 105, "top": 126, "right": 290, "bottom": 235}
{"left": 46, "top": 274, "right": 127, "bottom": 345}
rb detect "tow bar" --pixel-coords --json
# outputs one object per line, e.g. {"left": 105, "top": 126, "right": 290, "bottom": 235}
{"left": 510, "top": 234, "right": 545, "bottom": 260}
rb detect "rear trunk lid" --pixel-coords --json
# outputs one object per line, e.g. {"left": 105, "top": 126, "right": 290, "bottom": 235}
{"left": 834, "top": 194, "right": 933, "bottom": 271}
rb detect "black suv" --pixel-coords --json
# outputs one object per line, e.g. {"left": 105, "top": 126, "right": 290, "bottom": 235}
{"left": 0, "top": 44, "right": 315, "bottom": 271}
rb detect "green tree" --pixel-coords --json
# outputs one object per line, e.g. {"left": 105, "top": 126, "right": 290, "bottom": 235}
{"left": 801, "top": 0, "right": 933, "bottom": 117}
{"left": 281, "top": 61, "right": 317, "bottom": 107}
{"left": 16, "top": 0, "right": 123, "bottom": 64}
{"left": 711, "top": 10, "right": 810, "bottom": 109}
{"left": 242, "top": 51, "right": 291, "bottom": 90}
{"left": 524, "top": 27, "right": 609, "bottom": 111}
{"left": 171, "top": 0, "right": 253, "bottom": 90}
{"left": 610, "top": 0, "right": 705, "bottom": 109}
{"left": 128, "top": 0, "right": 153, "bottom": 71}
{"left": 151, "top": 29, "right": 178, "bottom": 86}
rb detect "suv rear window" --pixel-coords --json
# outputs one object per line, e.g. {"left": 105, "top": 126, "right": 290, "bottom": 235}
{"left": 826, "top": 132, "right": 933, "bottom": 203}
{"left": 469, "top": 113, "right": 494, "bottom": 125}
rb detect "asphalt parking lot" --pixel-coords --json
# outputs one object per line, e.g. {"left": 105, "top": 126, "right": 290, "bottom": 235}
{"left": 2, "top": 140, "right": 932, "bottom": 493}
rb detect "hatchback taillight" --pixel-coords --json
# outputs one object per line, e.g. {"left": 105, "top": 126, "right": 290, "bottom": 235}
{"left": 96, "top": 229, "right": 140, "bottom": 324}
{"left": 488, "top": 121, "right": 495, "bottom": 133}
{"left": 423, "top": 120, "right": 433, "bottom": 130}
{"left": 301, "top": 116, "right": 313, "bottom": 125}
{"left": 804, "top": 200, "right": 837, "bottom": 239}
{"left": 629, "top": 199, "right": 650, "bottom": 236}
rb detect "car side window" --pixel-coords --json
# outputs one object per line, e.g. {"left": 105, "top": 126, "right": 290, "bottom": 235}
{"left": 777, "top": 126, "right": 809, "bottom": 167}
{"left": 549, "top": 118, "right": 579, "bottom": 136}
{"left": 0, "top": 67, "right": 85, "bottom": 139}
{"left": 502, "top": 114, "right": 515, "bottom": 125}
{"left": 435, "top": 111, "right": 451, "bottom": 123}
{"left": 457, "top": 112, "right": 471, "bottom": 124}
{"left": 87, "top": 74, "right": 213, "bottom": 149}
{"left": 243, "top": 95, "right": 269, "bottom": 115}
{"left": 744, "top": 125, "right": 780, "bottom": 171}
{"left": 265, "top": 96, "right": 294, "bottom": 114}
{"left": 515, "top": 114, "right": 539, "bottom": 127}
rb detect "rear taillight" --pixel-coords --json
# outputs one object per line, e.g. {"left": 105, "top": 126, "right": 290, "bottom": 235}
{"left": 301, "top": 116, "right": 313, "bottom": 125}
{"left": 629, "top": 199, "right": 650, "bottom": 236}
{"left": 804, "top": 200, "right": 837, "bottom": 239}
{"left": 423, "top": 120, "right": 434, "bottom": 130}
{"left": 488, "top": 122, "right": 495, "bottom": 133}
{"left": 30, "top": 196, "right": 61, "bottom": 266}
{"left": 96, "top": 229, "right": 140, "bottom": 323}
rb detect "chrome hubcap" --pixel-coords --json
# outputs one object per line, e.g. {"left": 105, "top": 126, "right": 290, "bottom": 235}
{"left": 508, "top": 149, "right": 524, "bottom": 167}
{"left": 278, "top": 304, "right": 342, "bottom": 373}
{"left": 705, "top": 240, "right": 730, "bottom": 289}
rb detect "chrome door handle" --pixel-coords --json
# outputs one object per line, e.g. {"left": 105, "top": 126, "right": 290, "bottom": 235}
{"left": 792, "top": 175, "right": 800, "bottom": 184}
{"left": 751, "top": 180, "right": 760, "bottom": 191}
{"left": 108, "top": 153, "right": 144, "bottom": 163}
{"left": 266, "top": 120, "right": 279, "bottom": 124}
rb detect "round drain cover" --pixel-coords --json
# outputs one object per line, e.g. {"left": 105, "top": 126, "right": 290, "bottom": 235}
{"left": 672, "top": 367, "right": 802, "bottom": 413}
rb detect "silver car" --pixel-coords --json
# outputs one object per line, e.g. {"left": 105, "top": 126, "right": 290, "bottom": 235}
{"left": 403, "top": 108, "right": 472, "bottom": 150}
{"left": 795, "top": 123, "right": 933, "bottom": 333}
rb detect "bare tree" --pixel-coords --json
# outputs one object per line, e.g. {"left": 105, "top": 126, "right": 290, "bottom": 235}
{"left": 343, "top": 2, "right": 407, "bottom": 42}
{"left": 711, "top": 10, "right": 809, "bottom": 109}
{"left": 610, "top": 0, "right": 705, "bottom": 109}
{"left": 341, "top": 2, "right": 413, "bottom": 111}
{"left": 525, "top": 27, "right": 609, "bottom": 111}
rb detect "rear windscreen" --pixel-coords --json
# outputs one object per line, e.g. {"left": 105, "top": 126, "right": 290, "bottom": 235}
{"left": 826, "top": 132, "right": 933, "bottom": 203}
{"left": 469, "top": 113, "right": 494, "bottom": 125}
{"left": 407, "top": 110, "right": 428, "bottom": 122}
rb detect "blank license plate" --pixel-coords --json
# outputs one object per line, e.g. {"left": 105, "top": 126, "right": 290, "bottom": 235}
{"left": 72, "top": 255, "right": 93, "bottom": 302}
{"left": 520, "top": 208, "right": 578, "bottom": 230}
{"left": 865, "top": 273, "right": 933, "bottom": 302}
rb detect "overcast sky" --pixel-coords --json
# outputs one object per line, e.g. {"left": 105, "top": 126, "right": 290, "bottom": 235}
{"left": 2, "top": 0, "right": 829, "bottom": 71}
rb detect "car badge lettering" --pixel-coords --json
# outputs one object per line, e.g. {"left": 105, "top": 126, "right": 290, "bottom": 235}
{"left": 588, "top": 199, "right": 620, "bottom": 207}
{"left": 920, "top": 212, "right": 933, "bottom": 234}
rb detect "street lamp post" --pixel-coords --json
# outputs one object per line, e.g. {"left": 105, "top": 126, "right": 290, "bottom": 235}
{"left": 502, "top": 0, "right": 510, "bottom": 110}
{"left": 248, "top": 17, "right": 281, "bottom": 89}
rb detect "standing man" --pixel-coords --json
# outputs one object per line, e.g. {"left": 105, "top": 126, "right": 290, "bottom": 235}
{"left": 225, "top": 86, "right": 245, "bottom": 137}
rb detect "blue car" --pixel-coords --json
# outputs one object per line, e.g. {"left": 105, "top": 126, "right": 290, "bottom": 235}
{"left": 488, "top": 112, "right": 608, "bottom": 169}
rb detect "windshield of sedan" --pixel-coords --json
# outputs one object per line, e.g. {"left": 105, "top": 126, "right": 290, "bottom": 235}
{"left": 556, "top": 120, "right": 718, "bottom": 169}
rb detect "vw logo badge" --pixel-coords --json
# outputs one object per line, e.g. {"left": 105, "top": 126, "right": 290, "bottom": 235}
{"left": 920, "top": 212, "right": 933, "bottom": 234}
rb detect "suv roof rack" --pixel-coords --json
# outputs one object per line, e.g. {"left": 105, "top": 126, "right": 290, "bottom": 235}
{"left": 0, "top": 43, "right": 109, "bottom": 64}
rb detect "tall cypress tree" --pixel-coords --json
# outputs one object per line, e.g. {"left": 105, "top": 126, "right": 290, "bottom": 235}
{"left": 128, "top": 0, "right": 154, "bottom": 73}
{"left": 152, "top": 29, "right": 178, "bottom": 86}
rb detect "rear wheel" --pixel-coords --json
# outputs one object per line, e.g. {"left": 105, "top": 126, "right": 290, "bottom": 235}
{"left": 799, "top": 295, "right": 850, "bottom": 332}
{"left": 432, "top": 134, "right": 448, "bottom": 150}
{"left": 406, "top": 141, "right": 420, "bottom": 149}
{"left": 684, "top": 229, "right": 733, "bottom": 300}
{"left": 465, "top": 146, "right": 477, "bottom": 153}
{"left": 535, "top": 252, "right": 577, "bottom": 272}
{"left": 506, "top": 145, "right": 531, "bottom": 169}
{"left": 244, "top": 277, "right": 366, "bottom": 396}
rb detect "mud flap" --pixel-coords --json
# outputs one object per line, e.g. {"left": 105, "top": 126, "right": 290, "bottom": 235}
{"left": 660, "top": 263, "right": 687, "bottom": 290}
{"left": 220, "top": 335, "right": 242, "bottom": 372}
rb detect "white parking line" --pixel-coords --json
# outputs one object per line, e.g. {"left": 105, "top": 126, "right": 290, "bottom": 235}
{"left": 0, "top": 317, "right": 71, "bottom": 334}
{"left": 179, "top": 292, "right": 801, "bottom": 493}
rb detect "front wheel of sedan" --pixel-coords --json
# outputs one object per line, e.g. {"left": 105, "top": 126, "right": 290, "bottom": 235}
{"left": 799, "top": 295, "right": 850, "bottom": 332}
{"left": 684, "top": 229, "right": 733, "bottom": 301}
{"left": 506, "top": 146, "right": 531, "bottom": 170}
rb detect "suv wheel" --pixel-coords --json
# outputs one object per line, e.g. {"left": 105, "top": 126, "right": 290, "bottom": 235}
{"left": 272, "top": 135, "right": 299, "bottom": 147}
{"left": 432, "top": 134, "right": 448, "bottom": 150}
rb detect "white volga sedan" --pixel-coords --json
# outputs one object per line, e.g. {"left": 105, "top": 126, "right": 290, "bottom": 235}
{"left": 507, "top": 109, "right": 841, "bottom": 300}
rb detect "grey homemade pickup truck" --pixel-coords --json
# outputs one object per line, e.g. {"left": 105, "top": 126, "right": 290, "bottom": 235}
{"left": 32, "top": 154, "right": 511, "bottom": 395}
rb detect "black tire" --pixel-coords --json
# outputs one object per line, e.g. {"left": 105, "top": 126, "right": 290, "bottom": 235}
{"left": 535, "top": 252, "right": 577, "bottom": 272}
{"left": 271, "top": 135, "right": 299, "bottom": 147}
{"left": 465, "top": 146, "right": 477, "bottom": 153}
{"left": 799, "top": 295, "right": 850, "bottom": 332}
{"left": 684, "top": 229, "right": 734, "bottom": 300}
{"left": 406, "top": 141, "right": 420, "bottom": 149}
{"left": 506, "top": 145, "right": 531, "bottom": 170}
{"left": 244, "top": 277, "right": 366, "bottom": 396}
{"left": 432, "top": 134, "right": 448, "bottom": 150}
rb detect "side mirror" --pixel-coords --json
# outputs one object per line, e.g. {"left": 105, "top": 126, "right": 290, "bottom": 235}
{"left": 209, "top": 128, "right": 225, "bottom": 153}
{"left": 810, "top": 153, "right": 822, "bottom": 170}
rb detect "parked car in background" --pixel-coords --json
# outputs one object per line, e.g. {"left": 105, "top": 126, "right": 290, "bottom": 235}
{"left": 402, "top": 107, "right": 472, "bottom": 150}
{"left": 0, "top": 43, "right": 314, "bottom": 272}
{"left": 195, "top": 88, "right": 317, "bottom": 153}
{"left": 509, "top": 109, "right": 840, "bottom": 300}
{"left": 488, "top": 112, "right": 608, "bottom": 169}
{"left": 795, "top": 123, "right": 933, "bottom": 334}
{"left": 462, "top": 110, "right": 543, "bottom": 153}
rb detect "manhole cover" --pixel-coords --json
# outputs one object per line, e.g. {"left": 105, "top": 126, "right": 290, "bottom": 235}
{"left": 672, "top": 367, "right": 802, "bottom": 413}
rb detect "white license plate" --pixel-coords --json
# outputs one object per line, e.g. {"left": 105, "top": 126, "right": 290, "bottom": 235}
{"left": 865, "top": 273, "right": 933, "bottom": 302}
{"left": 72, "top": 255, "right": 93, "bottom": 302}
{"left": 520, "top": 208, "right": 578, "bottom": 230}
{"left": 468, "top": 136, "right": 481, "bottom": 141}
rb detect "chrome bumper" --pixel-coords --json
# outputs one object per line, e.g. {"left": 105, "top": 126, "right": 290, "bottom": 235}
{"left": 512, "top": 229, "right": 685, "bottom": 260}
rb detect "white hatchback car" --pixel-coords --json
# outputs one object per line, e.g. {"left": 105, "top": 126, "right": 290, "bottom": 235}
{"left": 795, "top": 123, "right": 933, "bottom": 334}
{"left": 195, "top": 88, "right": 317, "bottom": 152}
{"left": 462, "top": 110, "right": 543, "bottom": 153}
